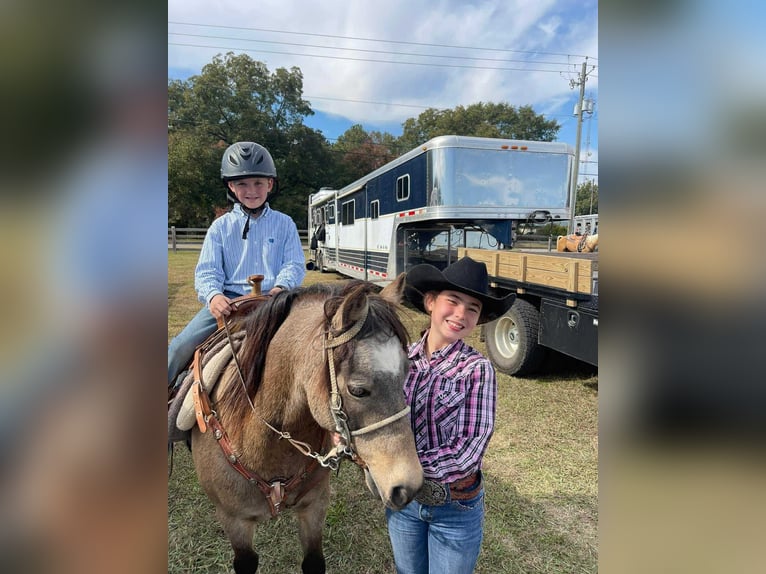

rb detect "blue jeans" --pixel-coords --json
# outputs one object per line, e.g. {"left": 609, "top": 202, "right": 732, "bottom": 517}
{"left": 386, "top": 488, "right": 485, "bottom": 574}
{"left": 167, "top": 290, "right": 240, "bottom": 385}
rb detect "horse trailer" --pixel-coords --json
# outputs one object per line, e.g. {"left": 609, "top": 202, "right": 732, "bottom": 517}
{"left": 306, "top": 135, "right": 597, "bottom": 376}
{"left": 306, "top": 135, "right": 576, "bottom": 281}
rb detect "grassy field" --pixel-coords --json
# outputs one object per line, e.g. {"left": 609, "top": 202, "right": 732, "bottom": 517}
{"left": 167, "top": 250, "right": 598, "bottom": 573}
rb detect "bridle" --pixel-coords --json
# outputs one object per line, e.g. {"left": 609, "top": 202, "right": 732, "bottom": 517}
{"left": 198, "top": 301, "right": 411, "bottom": 480}
{"left": 261, "top": 304, "right": 411, "bottom": 470}
{"left": 189, "top": 295, "right": 411, "bottom": 516}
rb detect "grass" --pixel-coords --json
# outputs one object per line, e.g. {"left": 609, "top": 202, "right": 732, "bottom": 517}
{"left": 167, "top": 250, "right": 598, "bottom": 573}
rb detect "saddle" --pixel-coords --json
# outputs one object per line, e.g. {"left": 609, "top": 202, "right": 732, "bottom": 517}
{"left": 168, "top": 275, "right": 270, "bottom": 444}
{"left": 556, "top": 232, "right": 599, "bottom": 253}
{"left": 215, "top": 274, "right": 270, "bottom": 330}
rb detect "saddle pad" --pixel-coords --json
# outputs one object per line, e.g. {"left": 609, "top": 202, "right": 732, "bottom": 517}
{"left": 175, "top": 331, "right": 245, "bottom": 431}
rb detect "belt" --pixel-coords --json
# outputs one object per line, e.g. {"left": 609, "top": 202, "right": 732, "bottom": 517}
{"left": 414, "top": 472, "right": 482, "bottom": 506}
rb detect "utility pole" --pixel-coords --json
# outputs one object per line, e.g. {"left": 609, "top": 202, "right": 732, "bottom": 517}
{"left": 568, "top": 59, "right": 591, "bottom": 233}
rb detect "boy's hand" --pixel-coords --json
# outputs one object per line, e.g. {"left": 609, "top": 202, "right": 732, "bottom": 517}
{"left": 267, "top": 286, "right": 284, "bottom": 297}
{"left": 208, "top": 294, "right": 233, "bottom": 320}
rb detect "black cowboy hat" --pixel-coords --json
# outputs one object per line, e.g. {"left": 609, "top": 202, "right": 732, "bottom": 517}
{"left": 404, "top": 256, "right": 516, "bottom": 324}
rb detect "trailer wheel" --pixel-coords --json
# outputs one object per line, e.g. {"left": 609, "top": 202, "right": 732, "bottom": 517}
{"left": 485, "top": 298, "right": 545, "bottom": 376}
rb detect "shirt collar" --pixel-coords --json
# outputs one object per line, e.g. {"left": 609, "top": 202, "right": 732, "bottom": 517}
{"left": 233, "top": 202, "right": 271, "bottom": 218}
{"left": 408, "top": 329, "right": 465, "bottom": 360}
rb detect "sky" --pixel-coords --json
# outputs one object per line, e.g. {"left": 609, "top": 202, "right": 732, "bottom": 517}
{"left": 168, "top": 0, "right": 598, "bottom": 184}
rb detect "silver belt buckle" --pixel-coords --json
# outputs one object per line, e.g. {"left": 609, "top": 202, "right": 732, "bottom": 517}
{"left": 414, "top": 479, "right": 448, "bottom": 506}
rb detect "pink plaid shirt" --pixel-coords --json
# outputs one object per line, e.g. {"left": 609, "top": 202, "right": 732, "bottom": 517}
{"left": 404, "top": 330, "right": 497, "bottom": 483}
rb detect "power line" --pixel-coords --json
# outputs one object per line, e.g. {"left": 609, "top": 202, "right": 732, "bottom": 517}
{"left": 168, "top": 24, "right": 598, "bottom": 123}
{"left": 168, "top": 21, "right": 596, "bottom": 61}
{"left": 169, "top": 89, "right": 583, "bottom": 121}
{"left": 306, "top": 95, "right": 430, "bottom": 110}
{"left": 305, "top": 96, "right": 580, "bottom": 119}
{"left": 168, "top": 32, "right": 579, "bottom": 68}
{"left": 168, "top": 41, "right": 585, "bottom": 74}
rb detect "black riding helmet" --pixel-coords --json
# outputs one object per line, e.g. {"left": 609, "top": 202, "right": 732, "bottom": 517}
{"left": 220, "top": 141, "right": 279, "bottom": 203}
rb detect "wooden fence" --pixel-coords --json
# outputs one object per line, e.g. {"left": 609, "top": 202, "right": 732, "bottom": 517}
{"left": 168, "top": 227, "right": 309, "bottom": 251}
{"left": 169, "top": 227, "right": 554, "bottom": 252}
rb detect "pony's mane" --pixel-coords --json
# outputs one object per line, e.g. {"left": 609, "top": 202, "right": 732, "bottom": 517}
{"left": 218, "top": 281, "right": 409, "bottom": 418}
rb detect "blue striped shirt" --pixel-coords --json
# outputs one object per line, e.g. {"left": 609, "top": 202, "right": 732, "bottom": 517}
{"left": 195, "top": 203, "right": 306, "bottom": 304}
{"left": 404, "top": 331, "right": 497, "bottom": 483}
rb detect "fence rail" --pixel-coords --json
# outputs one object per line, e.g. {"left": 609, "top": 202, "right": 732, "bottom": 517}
{"left": 169, "top": 227, "right": 309, "bottom": 251}
{"left": 168, "top": 228, "right": 557, "bottom": 252}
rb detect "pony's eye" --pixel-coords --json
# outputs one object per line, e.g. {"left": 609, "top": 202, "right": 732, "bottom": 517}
{"left": 348, "top": 386, "right": 370, "bottom": 398}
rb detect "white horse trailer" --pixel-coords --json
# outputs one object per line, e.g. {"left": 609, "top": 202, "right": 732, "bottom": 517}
{"left": 307, "top": 135, "right": 575, "bottom": 284}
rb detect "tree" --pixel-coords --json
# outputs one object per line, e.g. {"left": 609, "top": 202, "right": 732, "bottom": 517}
{"left": 167, "top": 132, "right": 222, "bottom": 227}
{"left": 273, "top": 124, "right": 335, "bottom": 226}
{"left": 330, "top": 125, "right": 399, "bottom": 187}
{"left": 575, "top": 180, "right": 598, "bottom": 216}
{"left": 168, "top": 52, "right": 313, "bottom": 146}
{"left": 398, "top": 102, "right": 559, "bottom": 149}
{"left": 168, "top": 53, "right": 330, "bottom": 226}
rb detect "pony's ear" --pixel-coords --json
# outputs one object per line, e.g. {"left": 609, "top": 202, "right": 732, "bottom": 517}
{"left": 331, "top": 284, "right": 369, "bottom": 331}
{"left": 379, "top": 272, "right": 406, "bottom": 304}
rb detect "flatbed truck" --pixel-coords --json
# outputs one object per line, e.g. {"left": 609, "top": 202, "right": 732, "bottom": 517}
{"left": 459, "top": 247, "right": 598, "bottom": 376}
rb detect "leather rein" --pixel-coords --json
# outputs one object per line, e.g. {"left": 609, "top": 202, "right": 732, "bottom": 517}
{"left": 190, "top": 302, "right": 410, "bottom": 517}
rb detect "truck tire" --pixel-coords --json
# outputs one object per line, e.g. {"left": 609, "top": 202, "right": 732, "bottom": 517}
{"left": 484, "top": 298, "right": 546, "bottom": 376}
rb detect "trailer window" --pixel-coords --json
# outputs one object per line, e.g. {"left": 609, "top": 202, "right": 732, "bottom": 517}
{"left": 396, "top": 174, "right": 410, "bottom": 201}
{"left": 370, "top": 200, "right": 380, "bottom": 220}
{"left": 327, "top": 203, "right": 335, "bottom": 223}
{"left": 341, "top": 200, "right": 355, "bottom": 225}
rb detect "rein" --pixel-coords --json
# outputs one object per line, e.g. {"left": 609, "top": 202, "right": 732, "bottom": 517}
{"left": 260, "top": 306, "right": 410, "bottom": 470}
{"left": 191, "top": 371, "right": 324, "bottom": 517}
{"left": 191, "top": 298, "right": 410, "bottom": 510}
{"left": 190, "top": 310, "right": 323, "bottom": 518}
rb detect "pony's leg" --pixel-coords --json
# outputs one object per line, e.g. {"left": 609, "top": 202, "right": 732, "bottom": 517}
{"left": 295, "top": 504, "right": 326, "bottom": 574}
{"left": 216, "top": 510, "right": 259, "bottom": 574}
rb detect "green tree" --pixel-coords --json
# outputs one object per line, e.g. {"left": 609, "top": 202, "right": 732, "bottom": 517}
{"left": 399, "top": 102, "right": 559, "bottom": 149}
{"left": 575, "top": 179, "right": 598, "bottom": 216}
{"left": 167, "top": 132, "right": 222, "bottom": 227}
{"left": 168, "top": 52, "right": 312, "bottom": 145}
{"left": 168, "top": 53, "right": 331, "bottom": 226}
{"left": 273, "top": 124, "right": 335, "bottom": 227}
{"left": 330, "top": 125, "right": 399, "bottom": 187}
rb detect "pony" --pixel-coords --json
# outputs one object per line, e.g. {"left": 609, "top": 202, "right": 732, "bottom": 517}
{"left": 184, "top": 274, "right": 423, "bottom": 574}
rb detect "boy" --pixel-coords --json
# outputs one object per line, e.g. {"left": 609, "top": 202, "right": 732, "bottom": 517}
{"left": 387, "top": 257, "right": 515, "bottom": 574}
{"left": 168, "top": 141, "right": 305, "bottom": 387}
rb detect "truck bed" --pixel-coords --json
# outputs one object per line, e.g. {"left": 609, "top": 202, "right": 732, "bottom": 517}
{"left": 458, "top": 247, "right": 598, "bottom": 298}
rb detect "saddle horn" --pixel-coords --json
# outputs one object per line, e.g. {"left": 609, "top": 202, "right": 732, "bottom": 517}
{"left": 215, "top": 274, "right": 266, "bottom": 330}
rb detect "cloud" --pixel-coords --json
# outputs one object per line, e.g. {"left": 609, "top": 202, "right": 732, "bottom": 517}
{"left": 168, "top": 0, "right": 598, "bottom": 129}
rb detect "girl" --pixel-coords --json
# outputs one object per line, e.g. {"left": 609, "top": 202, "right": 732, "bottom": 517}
{"left": 387, "top": 256, "right": 515, "bottom": 574}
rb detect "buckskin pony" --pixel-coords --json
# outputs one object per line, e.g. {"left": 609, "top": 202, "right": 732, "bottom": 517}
{"left": 183, "top": 274, "right": 422, "bottom": 574}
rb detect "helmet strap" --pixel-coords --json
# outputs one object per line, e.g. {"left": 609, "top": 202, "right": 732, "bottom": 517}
{"left": 240, "top": 204, "right": 265, "bottom": 240}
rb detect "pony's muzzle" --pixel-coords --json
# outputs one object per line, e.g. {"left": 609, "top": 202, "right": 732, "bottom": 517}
{"left": 364, "top": 467, "right": 421, "bottom": 510}
{"left": 388, "top": 485, "right": 416, "bottom": 510}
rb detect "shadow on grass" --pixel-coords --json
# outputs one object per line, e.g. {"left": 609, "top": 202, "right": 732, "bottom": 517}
{"left": 169, "top": 446, "right": 597, "bottom": 574}
{"left": 478, "top": 473, "right": 597, "bottom": 574}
